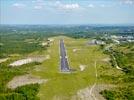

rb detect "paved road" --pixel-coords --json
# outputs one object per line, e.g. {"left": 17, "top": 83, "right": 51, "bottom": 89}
{"left": 60, "top": 39, "right": 70, "bottom": 72}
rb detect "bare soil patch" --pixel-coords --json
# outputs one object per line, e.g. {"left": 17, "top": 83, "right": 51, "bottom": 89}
{"left": 79, "top": 65, "right": 86, "bottom": 71}
{"left": 72, "top": 84, "right": 114, "bottom": 100}
{"left": 9, "top": 55, "right": 50, "bottom": 67}
{"left": 7, "top": 74, "right": 47, "bottom": 89}
{"left": 34, "top": 65, "right": 46, "bottom": 71}
{"left": 101, "top": 57, "right": 110, "bottom": 62}
{"left": 0, "top": 58, "right": 9, "bottom": 63}
{"left": 73, "top": 48, "right": 81, "bottom": 52}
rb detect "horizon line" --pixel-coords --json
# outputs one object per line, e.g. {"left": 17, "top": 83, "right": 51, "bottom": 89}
{"left": 1, "top": 23, "right": 134, "bottom": 26}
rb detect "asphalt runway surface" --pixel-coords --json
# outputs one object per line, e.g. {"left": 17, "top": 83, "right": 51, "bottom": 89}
{"left": 60, "top": 39, "right": 70, "bottom": 72}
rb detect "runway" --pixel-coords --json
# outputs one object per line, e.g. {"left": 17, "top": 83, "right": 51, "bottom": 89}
{"left": 60, "top": 39, "right": 70, "bottom": 72}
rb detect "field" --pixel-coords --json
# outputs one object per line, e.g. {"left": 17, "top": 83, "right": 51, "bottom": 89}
{"left": 28, "top": 36, "right": 111, "bottom": 100}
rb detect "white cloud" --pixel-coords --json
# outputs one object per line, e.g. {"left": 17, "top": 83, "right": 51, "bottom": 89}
{"left": 61, "top": 4, "right": 80, "bottom": 10}
{"left": 124, "top": 0, "right": 133, "bottom": 4}
{"left": 52, "top": 1, "right": 80, "bottom": 10}
{"left": 88, "top": 4, "right": 95, "bottom": 8}
{"left": 121, "top": 0, "right": 134, "bottom": 5}
{"left": 12, "top": 3, "right": 26, "bottom": 8}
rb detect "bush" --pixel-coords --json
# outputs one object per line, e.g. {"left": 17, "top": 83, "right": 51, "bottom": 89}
{"left": 15, "top": 84, "right": 40, "bottom": 100}
{"left": 101, "top": 90, "right": 115, "bottom": 100}
{"left": 101, "top": 85, "right": 134, "bottom": 100}
{"left": 0, "top": 93, "right": 25, "bottom": 100}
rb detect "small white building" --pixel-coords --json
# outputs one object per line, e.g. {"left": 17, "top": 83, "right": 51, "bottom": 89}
{"left": 88, "top": 39, "right": 105, "bottom": 45}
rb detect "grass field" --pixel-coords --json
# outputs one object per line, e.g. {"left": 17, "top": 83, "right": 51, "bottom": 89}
{"left": 29, "top": 36, "right": 112, "bottom": 100}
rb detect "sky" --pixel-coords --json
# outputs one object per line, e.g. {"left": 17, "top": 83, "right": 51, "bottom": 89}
{"left": 0, "top": 0, "right": 134, "bottom": 25}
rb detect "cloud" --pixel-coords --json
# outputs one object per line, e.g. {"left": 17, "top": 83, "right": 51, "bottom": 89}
{"left": 61, "top": 4, "right": 80, "bottom": 10}
{"left": 12, "top": 3, "right": 26, "bottom": 8}
{"left": 88, "top": 4, "right": 95, "bottom": 8}
{"left": 121, "top": 0, "right": 134, "bottom": 5}
{"left": 53, "top": 1, "right": 80, "bottom": 10}
{"left": 32, "top": 0, "right": 81, "bottom": 11}
{"left": 124, "top": 0, "right": 133, "bottom": 4}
